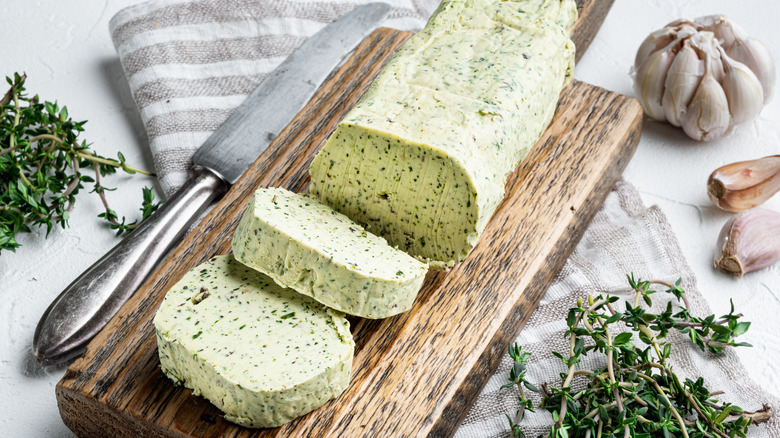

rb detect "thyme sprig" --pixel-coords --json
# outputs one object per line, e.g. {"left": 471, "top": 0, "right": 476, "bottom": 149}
{"left": 0, "top": 73, "right": 161, "bottom": 253}
{"left": 505, "top": 275, "right": 770, "bottom": 438}
{"left": 503, "top": 344, "right": 540, "bottom": 437}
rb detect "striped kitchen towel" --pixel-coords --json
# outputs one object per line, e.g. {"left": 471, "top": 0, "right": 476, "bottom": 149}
{"left": 109, "top": 0, "right": 440, "bottom": 196}
{"left": 110, "top": 2, "right": 780, "bottom": 437}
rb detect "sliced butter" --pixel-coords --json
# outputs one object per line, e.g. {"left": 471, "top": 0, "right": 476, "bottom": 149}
{"left": 309, "top": 0, "right": 577, "bottom": 267}
{"left": 154, "top": 255, "right": 354, "bottom": 428}
{"left": 232, "top": 187, "right": 428, "bottom": 319}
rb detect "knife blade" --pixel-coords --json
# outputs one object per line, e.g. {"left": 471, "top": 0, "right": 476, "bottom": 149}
{"left": 33, "top": 2, "right": 391, "bottom": 366}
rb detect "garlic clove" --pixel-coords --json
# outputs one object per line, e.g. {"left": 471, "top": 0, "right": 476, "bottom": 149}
{"left": 714, "top": 208, "right": 780, "bottom": 277}
{"left": 720, "top": 50, "right": 764, "bottom": 124}
{"left": 727, "top": 37, "right": 776, "bottom": 103}
{"left": 635, "top": 43, "right": 678, "bottom": 121}
{"left": 681, "top": 72, "right": 731, "bottom": 141}
{"left": 635, "top": 27, "right": 676, "bottom": 71}
{"left": 694, "top": 15, "right": 745, "bottom": 49}
{"left": 709, "top": 48, "right": 726, "bottom": 84}
{"left": 662, "top": 42, "right": 705, "bottom": 126}
{"left": 708, "top": 155, "right": 780, "bottom": 212}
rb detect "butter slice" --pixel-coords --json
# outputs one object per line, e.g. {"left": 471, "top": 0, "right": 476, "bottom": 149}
{"left": 309, "top": 0, "right": 577, "bottom": 267}
{"left": 232, "top": 187, "right": 428, "bottom": 319}
{"left": 154, "top": 255, "right": 354, "bottom": 428}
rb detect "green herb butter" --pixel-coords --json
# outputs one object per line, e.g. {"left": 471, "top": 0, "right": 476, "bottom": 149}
{"left": 153, "top": 255, "right": 354, "bottom": 428}
{"left": 232, "top": 187, "right": 428, "bottom": 319}
{"left": 309, "top": 0, "right": 577, "bottom": 267}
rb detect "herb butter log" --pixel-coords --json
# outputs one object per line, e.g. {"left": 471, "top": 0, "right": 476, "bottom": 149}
{"left": 309, "top": 0, "right": 577, "bottom": 267}
{"left": 232, "top": 187, "right": 428, "bottom": 318}
{"left": 154, "top": 255, "right": 354, "bottom": 428}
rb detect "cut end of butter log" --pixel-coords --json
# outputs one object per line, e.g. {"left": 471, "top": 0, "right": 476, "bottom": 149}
{"left": 154, "top": 255, "right": 354, "bottom": 428}
{"left": 232, "top": 187, "right": 429, "bottom": 319}
{"left": 309, "top": 0, "right": 577, "bottom": 268}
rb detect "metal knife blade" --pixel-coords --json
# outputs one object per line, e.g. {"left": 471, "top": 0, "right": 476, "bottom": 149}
{"left": 33, "top": 3, "right": 391, "bottom": 366}
{"left": 194, "top": 2, "right": 391, "bottom": 183}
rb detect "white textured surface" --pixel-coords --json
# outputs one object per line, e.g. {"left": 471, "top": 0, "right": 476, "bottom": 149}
{"left": 0, "top": 1, "right": 778, "bottom": 436}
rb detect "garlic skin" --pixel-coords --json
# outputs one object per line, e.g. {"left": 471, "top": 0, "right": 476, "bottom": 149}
{"left": 696, "top": 14, "right": 739, "bottom": 48}
{"left": 633, "top": 15, "right": 775, "bottom": 141}
{"left": 708, "top": 155, "right": 780, "bottom": 212}
{"left": 715, "top": 208, "right": 780, "bottom": 277}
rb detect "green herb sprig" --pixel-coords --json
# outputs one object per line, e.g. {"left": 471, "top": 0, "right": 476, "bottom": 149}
{"left": 503, "top": 344, "right": 540, "bottom": 438}
{"left": 505, "top": 275, "right": 771, "bottom": 438}
{"left": 0, "top": 73, "right": 161, "bottom": 253}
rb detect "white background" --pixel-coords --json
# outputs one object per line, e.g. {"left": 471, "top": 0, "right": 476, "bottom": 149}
{"left": 1, "top": 0, "right": 779, "bottom": 436}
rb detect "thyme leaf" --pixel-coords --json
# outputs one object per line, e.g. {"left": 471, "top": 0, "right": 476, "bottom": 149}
{"left": 0, "top": 73, "right": 161, "bottom": 253}
{"left": 505, "top": 274, "right": 770, "bottom": 437}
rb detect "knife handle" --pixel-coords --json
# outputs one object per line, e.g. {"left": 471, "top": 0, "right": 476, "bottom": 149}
{"left": 33, "top": 166, "right": 228, "bottom": 365}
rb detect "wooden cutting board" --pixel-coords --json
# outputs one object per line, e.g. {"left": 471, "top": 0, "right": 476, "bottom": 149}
{"left": 57, "top": 2, "right": 643, "bottom": 436}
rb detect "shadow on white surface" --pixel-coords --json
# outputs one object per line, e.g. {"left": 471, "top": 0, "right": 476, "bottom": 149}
{"left": 640, "top": 116, "right": 728, "bottom": 149}
{"left": 20, "top": 345, "right": 72, "bottom": 379}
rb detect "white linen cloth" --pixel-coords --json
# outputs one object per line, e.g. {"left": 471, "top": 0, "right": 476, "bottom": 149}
{"left": 109, "top": 1, "right": 780, "bottom": 436}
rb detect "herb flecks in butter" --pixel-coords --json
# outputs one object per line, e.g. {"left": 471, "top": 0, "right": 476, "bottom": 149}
{"left": 309, "top": 0, "right": 577, "bottom": 267}
{"left": 232, "top": 187, "right": 428, "bottom": 319}
{"left": 153, "top": 255, "right": 354, "bottom": 428}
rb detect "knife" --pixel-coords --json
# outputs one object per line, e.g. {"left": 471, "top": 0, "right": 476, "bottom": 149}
{"left": 33, "top": 2, "right": 392, "bottom": 366}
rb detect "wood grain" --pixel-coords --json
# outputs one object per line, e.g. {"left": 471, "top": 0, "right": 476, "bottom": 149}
{"left": 56, "top": 3, "right": 639, "bottom": 437}
{"left": 572, "top": 0, "right": 615, "bottom": 63}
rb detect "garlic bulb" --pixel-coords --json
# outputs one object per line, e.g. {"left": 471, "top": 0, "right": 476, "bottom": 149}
{"left": 633, "top": 15, "right": 775, "bottom": 141}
